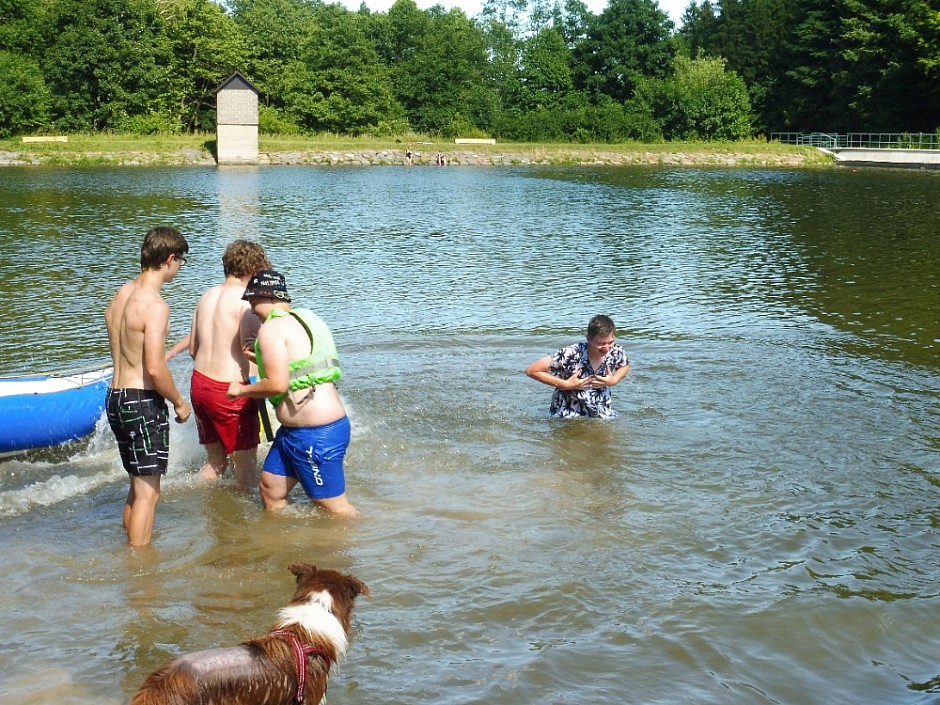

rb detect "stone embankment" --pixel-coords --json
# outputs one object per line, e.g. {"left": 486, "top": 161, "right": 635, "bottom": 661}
{"left": 0, "top": 146, "right": 818, "bottom": 168}
{"left": 263, "top": 148, "right": 813, "bottom": 167}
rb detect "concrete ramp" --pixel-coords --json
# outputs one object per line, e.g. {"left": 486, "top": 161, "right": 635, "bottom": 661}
{"left": 831, "top": 148, "right": 940, "bottom": 168}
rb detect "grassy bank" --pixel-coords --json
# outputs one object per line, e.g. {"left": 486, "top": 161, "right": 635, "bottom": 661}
{"left": 0, "top": 132, "right": 832, "bottom": 167}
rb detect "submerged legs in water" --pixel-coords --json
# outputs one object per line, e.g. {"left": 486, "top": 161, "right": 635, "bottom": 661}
{"left": 123, "top": 475, "right": 160, "bottom": 546}
{"left": 198, "top": 441, "right": 258, "bottom": 492}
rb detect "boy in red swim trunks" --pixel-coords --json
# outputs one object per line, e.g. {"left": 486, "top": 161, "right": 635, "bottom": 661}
{"left": 186, "top": 240, "right": 270, "bottom": 490}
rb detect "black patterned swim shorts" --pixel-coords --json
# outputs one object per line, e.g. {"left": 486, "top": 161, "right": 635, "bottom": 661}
{"left": 106, "top": 388, "right": 170, "bottom": 476}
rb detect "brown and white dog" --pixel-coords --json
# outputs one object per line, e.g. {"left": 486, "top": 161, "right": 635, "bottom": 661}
{"left": 130, "top": 563, "right": 369, "bottom": 705}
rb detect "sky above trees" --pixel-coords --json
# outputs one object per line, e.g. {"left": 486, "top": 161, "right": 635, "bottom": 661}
{"left": 338, "top": 0, "right": 687, "bottom": 24}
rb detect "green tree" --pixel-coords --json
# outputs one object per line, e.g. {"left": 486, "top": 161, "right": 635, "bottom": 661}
{"left": 285, "top": 4, "right": 402, "bottom": 133}
{"left": 681, "top": 0, "right": 794, "bottom": 132}
{"left": 781, "top": 1, "right": 862, "bottom": 130}
{"left": 43, "top": 0, "right": 175, "bottom": 131}
{"left": 687, "top": 0, "right": 940, "bottom": 132}
{"left": 373, "top": 0, "right": 494, "bottom": 135}
{"left": 556, "top": 0, "right": 592, "bottom": 47}
{"left": 526, "top": 0, "right": 558, "bottom": 34}
{"left": 425, "top": 7, "right": 498, "bottom": 135}
{"left": 231, "top": 0, "right": 317, "bottom": 107}
{"left": 573, "top": 0, "right": 676, "bottom": 102}
{"left": 370, "top": 0, "right": 496, "bottom": 137}
{"left": 723, "top": 0, "right": 794, "bottom": 132}
{"left": 913, "top": 0, "right": 940, "bottom": 78}
{"left": 478, "top": 0, "right": 525, "bottom": 121}
{"left": 0, "top": 51, "right": 51, "bottom": 136}
{"left": 370, "top": 0, "right": 429, "bottom": 127}
{"left": 478, "top": 0, "right": 527, "bottom": 35}
{"left": 519, "top": 26, "right": 574, "bottom": 109}
{"left": 836, "top": 0, "right": 940, "bottom": 130}
{"left": 162, "top": 0, "right": 248, "bottom": 131}
{"left": 0, "top": 0, "right": 49, "bottom": 57}
{"left": 630, "top": 54, "right": 753, "bottom": 140}
{"left": 677, "top": 0, "right": 721, "bottom": 58}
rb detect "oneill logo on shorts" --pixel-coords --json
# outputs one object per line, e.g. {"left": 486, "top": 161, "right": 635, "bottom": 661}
{"left": 307, "top": 446, "right": 325, "bottom": 486}
{"left": 262, "top": 419, "right": 349, "bottom": 499}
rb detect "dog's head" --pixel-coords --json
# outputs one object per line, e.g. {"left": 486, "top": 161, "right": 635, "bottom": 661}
{"left": 287, "top": 563, "right": 370, "bottom": 632}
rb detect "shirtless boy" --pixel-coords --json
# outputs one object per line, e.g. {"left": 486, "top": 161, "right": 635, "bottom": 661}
{"left": 227, "top": 270, "right": 358, "bottom": 516}
{"left": 105, "top": 227, "right": 192, "bottom": 546}
{"left": 187, "top": 240, "right": 270, "bottom": 491}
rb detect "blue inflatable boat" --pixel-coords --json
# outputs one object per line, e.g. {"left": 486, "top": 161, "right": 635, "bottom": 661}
{"left": 0, "top": 365, "right": 113, "bottom": 456}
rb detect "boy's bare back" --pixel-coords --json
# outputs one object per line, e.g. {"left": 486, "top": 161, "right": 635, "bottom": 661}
{"left": 106, "top": 278, "right": 169, "bottom": 390}
{"left": 191, "top": 281, "right": 258, "bottom": 382}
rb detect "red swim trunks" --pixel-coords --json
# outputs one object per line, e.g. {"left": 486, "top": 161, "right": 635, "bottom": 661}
{"left": 190, "top": 369, "right": 260, "bottom": 453}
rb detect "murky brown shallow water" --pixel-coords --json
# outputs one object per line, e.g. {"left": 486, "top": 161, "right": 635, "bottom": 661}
{"left": 0, "top": 164, "right": 937, "bottom": 704}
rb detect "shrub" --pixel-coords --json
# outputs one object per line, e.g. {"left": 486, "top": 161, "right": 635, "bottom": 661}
{"left": 0, "top": 51, "right": 51, "bottom": 137}
{"left": 115, "top": 112, "right": 182, "bottom": 135}
{"left": 258, "top": 104, "right": 301, "bottom": 135}
{"left": 629, "top": 56, "right": 753, "bottom": 141}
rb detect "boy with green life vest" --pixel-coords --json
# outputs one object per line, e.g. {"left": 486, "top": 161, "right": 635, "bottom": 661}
{"left": 226, "top": 270, "right": 358, "bottom": 516}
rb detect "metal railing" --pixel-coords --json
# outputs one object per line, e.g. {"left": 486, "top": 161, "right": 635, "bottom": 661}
{"left": 770, "top": 132, "right": 940, "bottom": 149}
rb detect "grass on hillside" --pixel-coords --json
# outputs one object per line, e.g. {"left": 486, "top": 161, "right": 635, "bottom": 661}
{"left": 0, "top": 132, "right": 831, "bottom": 165}
{"left": 260, "top": 133, "right": 820, "bottom": 156}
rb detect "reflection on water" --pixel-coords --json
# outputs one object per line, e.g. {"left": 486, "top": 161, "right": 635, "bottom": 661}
{"left": 0, "top": 165, "right": 937, "bottom": 705}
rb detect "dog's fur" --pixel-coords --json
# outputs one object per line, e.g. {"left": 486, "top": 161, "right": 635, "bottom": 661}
{"left": 130, "top": 563, "right": 369, "bottom": 705}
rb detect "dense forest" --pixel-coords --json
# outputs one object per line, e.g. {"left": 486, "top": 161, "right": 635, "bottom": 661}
{"left": 1, "top": 0, "right": 938, "bottom": 141}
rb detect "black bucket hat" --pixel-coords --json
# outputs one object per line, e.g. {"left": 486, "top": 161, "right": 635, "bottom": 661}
{"left": 242, "top": 269, "right": 291, "bottom": 302}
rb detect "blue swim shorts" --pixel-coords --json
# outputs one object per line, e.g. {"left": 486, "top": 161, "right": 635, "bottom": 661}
{"left": 262, "top": 417, "right": 350, "bottom": 499}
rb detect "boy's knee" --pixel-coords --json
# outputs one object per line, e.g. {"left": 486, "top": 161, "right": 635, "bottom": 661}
{"left": 316, "top": 495, "right": 358, "bottom": 517}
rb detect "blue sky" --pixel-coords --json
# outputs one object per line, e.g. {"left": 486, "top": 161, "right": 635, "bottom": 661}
{"left": 342, "top": 0, "right": 688, "bottom": 26}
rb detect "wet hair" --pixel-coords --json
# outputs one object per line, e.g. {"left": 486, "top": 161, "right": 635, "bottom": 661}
{"left": 140, "top": 226, "right": 188, "bottom": 270}
{"left": 222, "top": 240, "right": 271, "bottom": 277}
{"left": 587, "top": 314, "right": 616, "bottom": 340}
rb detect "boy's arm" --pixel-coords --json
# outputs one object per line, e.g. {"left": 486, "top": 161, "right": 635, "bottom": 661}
{"left": 187, "top": 305, "right": 199, "bottom": 358}
{"left": 229, "top": 323, "right": 290, "bottom": 399}
{"left": 603, "top": 363, "right": 630, "bottom": 386}
{"left": 239, "top": 308, "right": 261, "bottom": 364}
{"left": 525, "top": 355, "right": 588, "bottom": 390}
{"left": 143, "top": 300, "right": 191, "bottom": 422}
{"left": 165, "top": 333, "right": 191, "bottom": 361}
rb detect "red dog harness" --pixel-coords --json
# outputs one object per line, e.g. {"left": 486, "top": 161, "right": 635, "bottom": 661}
{"left": 268, "top": 629, "right": 333, "bottom": 704}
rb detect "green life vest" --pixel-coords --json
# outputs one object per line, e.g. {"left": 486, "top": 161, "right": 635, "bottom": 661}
{"left": 255, "top": 308, "right": 342, "bottom": 407}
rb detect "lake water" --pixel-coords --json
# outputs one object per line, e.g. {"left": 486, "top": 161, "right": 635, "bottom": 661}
{"left": 0, "top": 163, "right": 937, "bottom": 705}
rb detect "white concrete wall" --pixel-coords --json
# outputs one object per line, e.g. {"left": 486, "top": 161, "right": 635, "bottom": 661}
{"left": 216, "top": 88, "right": 259, "bottom": 165}
{"left": 217, "top": 124, "right": 259, "bottom": 165}
{"left": 834, "top": 148, "right": 940, "bottom": 166}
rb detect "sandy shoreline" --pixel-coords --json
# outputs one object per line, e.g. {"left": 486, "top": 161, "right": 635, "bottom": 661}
{"left": 0, "top": 144, "right": 826, "bottom": 168}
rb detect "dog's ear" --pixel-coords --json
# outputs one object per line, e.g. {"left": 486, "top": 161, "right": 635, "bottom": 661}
{"left": 288, "top": 562, "right": 315, "bottom": 582}
{"left": 347, "top": 575, "right": 371, "bottom": 598}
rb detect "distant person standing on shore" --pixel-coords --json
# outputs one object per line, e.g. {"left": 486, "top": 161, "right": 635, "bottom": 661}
{"left": 105, "top": 226, "right": 191, "bottom": 546}
{"left": 187, "top": 240, "right": 271, "bottom": 491}
{"left": 525, "top": 315, "right": 630, "bottom": 418}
